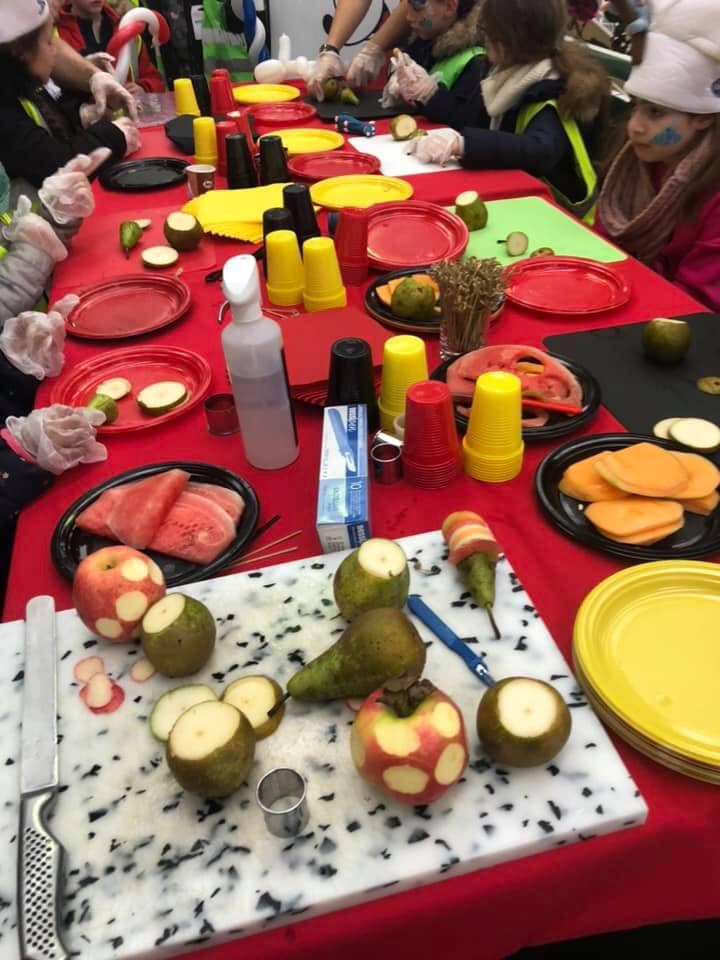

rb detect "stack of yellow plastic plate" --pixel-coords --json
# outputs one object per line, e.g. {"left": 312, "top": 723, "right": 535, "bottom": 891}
{"left": 183, "top": 183, "right": 294, "bottom": 242}
{"left": 233, "top": 84, "right": 300, "bottom": 104}
{"left": 310, "top": 174, "right": 414, "bottom": 210}
{"left": 573, "top": 561, "right": 720, "bottom": 783}
{"left": 258, "top": 129, "right": 345, "bottom": 156}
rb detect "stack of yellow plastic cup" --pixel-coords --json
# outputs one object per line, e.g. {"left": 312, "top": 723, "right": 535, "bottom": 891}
{"left": 174, "top": 78, "right": 200, "bottom": 117}
{"left": 193, "top": 116, "right": 218, "bottom": 167}
{"left": 302, "top": 237, "right": 347, "bottom": 312}
{"left": 266, "top": 230, "right": 304, "bottom": 307}
{"left": 463, "top": 371, "right": 524, "bottom": 482}
{"left": 378, "top": 335, "right": 429, "bottom": 432}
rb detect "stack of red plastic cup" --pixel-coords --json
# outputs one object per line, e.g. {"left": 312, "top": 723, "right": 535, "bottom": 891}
{"left": 214, "top": 120, "right": 236, "bottom": 178}
{"left": 402, "top": 381, "right": 462, "bottom": 488}
{"left": 334, "top": 207, "right": 369, "bottom": 285}
{"left": 209, "top": 69, "right": 236, "bottom": 116}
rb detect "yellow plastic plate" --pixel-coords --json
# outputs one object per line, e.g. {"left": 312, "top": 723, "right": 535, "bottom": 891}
{"left": 258, "top": 128, "right": 345, "bottom": 156}
{"left": 183, "top": 183, "right": 293, "bottom": 225}
{"left": 310, "top": 175, "right": 414, "bottom": 210}
{"left": 233, "top": 84, "right": 300, "bottom": 104}
{"left": 573, "top": 560, "right": 720, "bottom": 764}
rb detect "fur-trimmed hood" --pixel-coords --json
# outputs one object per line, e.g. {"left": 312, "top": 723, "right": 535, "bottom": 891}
{"left": 431, "top": 2, "right": 485, "bottom": 61}
{"left": 556, "top": 48, "right": 610, "bottom": 123}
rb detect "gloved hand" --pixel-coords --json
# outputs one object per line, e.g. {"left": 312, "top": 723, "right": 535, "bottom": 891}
{"left": 0, "top": 295, "right": 77, "bottom": 380}
{"left": 346, "top": 40, "right": 385, "bottom": 89}
{"left": 2, "top": 196, "right": 68, "bottom": 262}
{"left": 390, "top": 51, "right": 439, "bottom": 105}
{"left": 112, "top": 117, "right": 142, "bottom": 157}
{"left": 380, "top": 70, "right": 403, "bottom": 109}
{"left": 6, "top": 404, "right": 108, "bottom": 475}
{"left": 307, "top": 50, "right": 345, "bottom": 101}
{"left": 407, "top": 129, "right": 464, "bottom": 166}
{"left": 37, "top": 148, "right": 110, "bottom": 225}
{"left": 85, "top": 52, "right": 115, "bottom": 72}
{"left": 86, "top": 70, "right": 140, "bottom": 123}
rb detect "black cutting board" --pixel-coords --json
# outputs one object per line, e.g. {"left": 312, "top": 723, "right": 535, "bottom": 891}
{"left": 545, "top": 312, "right": 720, "bottom": 462}
{"left": 308, "top": 92, "right": 417, "bottom": 122}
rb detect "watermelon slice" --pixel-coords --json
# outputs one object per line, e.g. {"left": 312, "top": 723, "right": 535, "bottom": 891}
{"left": 76, "top": 485, "right": 134, "bottom": 539}
{"left": 148, "top": 491, "right": 236, "bottom": 565}
{"left": 107, "top": 469, "right": 190, "bottom": 549}
{"left": 187, "top": 483, "right": 245, "bottom": 525}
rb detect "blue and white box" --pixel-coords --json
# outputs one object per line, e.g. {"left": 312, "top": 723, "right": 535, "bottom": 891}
{"left": 316, "top": 404, "right": 370, "bottom": 553}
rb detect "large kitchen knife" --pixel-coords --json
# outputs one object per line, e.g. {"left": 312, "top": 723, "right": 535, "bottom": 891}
{"left": 18, "top": 596, "right": 69, "bottom": 960}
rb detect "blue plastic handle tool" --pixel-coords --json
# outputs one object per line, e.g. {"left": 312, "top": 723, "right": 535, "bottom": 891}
{"left": 407, "top": 594, "right": 495, "bottom": 687}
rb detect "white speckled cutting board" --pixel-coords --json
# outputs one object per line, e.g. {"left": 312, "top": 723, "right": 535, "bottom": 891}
{"left": 0, "top": 532, "right": 647, "bottom": 960}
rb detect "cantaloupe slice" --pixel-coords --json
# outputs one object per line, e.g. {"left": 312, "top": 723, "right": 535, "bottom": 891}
{"left": 678, "top": 490, "right": 720, "bottom": 516}
{"left": 585, "top": 497, "right": 683, "bottom": 538}
{"left": 668, "top": 452, "right": 720, "bottom": 500}
{"left": 559, "top": 452, "right": 628, "bottom": 502}
{"left": 595, "top": 443, "right": 689, "bottom": 498}
{"left": 594, "top": 519, "right": 684, "bottom": 545}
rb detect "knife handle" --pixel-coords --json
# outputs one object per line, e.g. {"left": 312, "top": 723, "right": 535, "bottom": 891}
{"left": 407, "top": 595, "right": 495, "bottom": 687}
{"left": 18, "top": 791, "right": 69, "bottom": 960}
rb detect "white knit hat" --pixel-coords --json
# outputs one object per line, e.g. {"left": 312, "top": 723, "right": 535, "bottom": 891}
{"left": 625, "top": 0, "right": 720, "bottom": 114}
{"left": 0, "top": 0, "right": 51, "bottom": 45}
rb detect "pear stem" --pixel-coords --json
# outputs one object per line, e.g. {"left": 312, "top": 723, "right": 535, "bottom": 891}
{"left": 267, "top": 692, "right": 290, "bottom": 718}
{"left": 486, "top": 607, "right": 501, "bottom": 640}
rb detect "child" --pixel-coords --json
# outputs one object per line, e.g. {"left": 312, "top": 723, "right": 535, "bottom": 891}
{"left": 597, "top": 0, "right": 720, "bottom": 311}
{"left": 410, "top": 0, "right": 610, "bottom": 221}
{"left": 57, "top": 0, "right": 164, "bottom": 95}
{"left": 383, "top": 0, "right": 487, "bottom": 131}
{"left": 0, "top": 0, "right": 139, "bottom": 188}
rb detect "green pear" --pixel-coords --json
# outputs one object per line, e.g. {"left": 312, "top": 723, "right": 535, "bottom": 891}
{"left": 333, "top": 538, "right": 410, "bottom": 621}
{"left": 286, "top": 608, "right": 426, "bottom": 702}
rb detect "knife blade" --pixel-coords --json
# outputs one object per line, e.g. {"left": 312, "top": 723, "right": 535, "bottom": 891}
{"left": 407, "top": 595, "right": 495, "bottom": 687}
{"left": 18, "top": 596, "right": 69, "bottom": 960}
{"left": 328, "top": 408, "right": 357, "bottom": 473}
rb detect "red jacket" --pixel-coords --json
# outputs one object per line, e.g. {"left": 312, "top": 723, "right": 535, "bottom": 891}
{"left": 57, "top": 3, "right": 164, "bottom": 93}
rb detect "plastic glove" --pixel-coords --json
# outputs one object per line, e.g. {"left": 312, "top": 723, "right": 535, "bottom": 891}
{"left": 37, "top": 148, "right": 110, "bottom": 225}
{"left": 112, "top": 117, "right": 142, "bottom": 157}
{"left": 307, "top": 50, "right": 345, "bottom": 101}
{"left": 85, "top": 52, "right": 116, "bottom": 72}
{"left": 2, "top": 196, "right": 68, "bottom": 262}
{"left": 390, "top": 51, "right": 439, "bottom": 105}
{"left": 407, "top": 129, "right": 464, "bottom": 166}
{"left": 0, "top": 295, "right": 77, "bottom": 380}
{"left": 6, "top": 404, "right": 107, "bottom": 475}
{"left": 346, "top": 40, "right": 385, "bottom": 89}
{"left": 380, "top": 71, "right": 403, "bottom": 109}
{"left": 87, "top": 70, "right": 139, "bottom": 123}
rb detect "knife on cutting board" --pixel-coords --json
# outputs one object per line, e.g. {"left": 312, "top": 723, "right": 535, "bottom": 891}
{"left": 18, "top": 596, "right": 69, "bottom": 960}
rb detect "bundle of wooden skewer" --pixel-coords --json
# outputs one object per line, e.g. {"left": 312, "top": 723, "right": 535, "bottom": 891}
{"left": 430, "top": 257, "right": 506, "bottom": 355}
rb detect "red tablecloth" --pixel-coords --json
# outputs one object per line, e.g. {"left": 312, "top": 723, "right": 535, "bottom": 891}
{"left": 4, "top": 120, "right": 720, "bottom": 960}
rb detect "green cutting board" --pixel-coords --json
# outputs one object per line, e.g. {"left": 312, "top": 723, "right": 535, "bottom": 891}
{"left": 456, "top": 196, "right": 627, "bottom": 265}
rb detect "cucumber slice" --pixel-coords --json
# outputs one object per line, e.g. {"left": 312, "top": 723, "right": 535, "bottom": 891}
{"left": 505, "top": 231, "right": 529, "bottom": 257}
{"left": 141, "top": 245, "right": 180, "bottom": 269}
{"left": 697, "top": 376, "right": 720, "bottom": 396}
{"left": 653, "top": 417, "right": 682, "bottom": 440}
{"left": 668, "top": 417, "right": 720, "bottom": 452}
{"left": 136, "top": 381, "right": 188, "bottom": 416}
{"left": 149, "top": 684, "right": 217, "bottom": 741}
{"left": 95, "top": 377, "right": 131, "bottom": 400}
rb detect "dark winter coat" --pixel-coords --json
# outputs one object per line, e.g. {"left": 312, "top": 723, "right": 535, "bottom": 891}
{"left": 0, "top": 434, "right": 53, "bottom": 532}
{"left": 403, "top": 3, "right": 490, "bottom": 131}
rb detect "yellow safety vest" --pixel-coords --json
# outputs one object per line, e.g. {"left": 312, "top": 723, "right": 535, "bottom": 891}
{"left": 516, "top": 100, "right": 598, "bottom": 224}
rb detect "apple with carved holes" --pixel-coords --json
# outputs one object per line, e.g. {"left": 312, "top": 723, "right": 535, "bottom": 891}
{"left": 350, "top": 679, "right": 468, "bottom": 805}
{"left": 72, "top": 546, "right": 166, "bottom": 644}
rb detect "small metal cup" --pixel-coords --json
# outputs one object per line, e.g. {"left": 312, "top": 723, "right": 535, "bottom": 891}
{"left": 256, "top": 768, "right": 309, "bottom": 838}
{"left": 204, "top": 393, "right": 239, "bottom": 435}
{"left": 371, "top": 442, "right": 403, "bottom": 484}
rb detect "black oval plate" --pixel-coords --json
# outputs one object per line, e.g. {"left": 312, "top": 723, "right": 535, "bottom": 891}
{"left": 431, "top": 351, "right": 600, "bottom": 442}
{"left": 365, "top": 266, "right": 441, "bottom": 335}
{"left": 99, "top": 157, "right": 188, "bottom": 192}
{"left": 51, "top": 461, "right": 259, "bottom": 587}
{"left": 535, "top": 433, "right": 720, "bottom": 561}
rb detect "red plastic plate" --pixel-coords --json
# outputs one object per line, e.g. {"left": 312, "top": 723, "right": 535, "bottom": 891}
{"left": 288, "top": 150, "right": 381, "bottom": 181}
{"left": 49, "top": 345, "right": 212, "bottom": 434}
{"left": 250, "top": 101, "right": 317, "bottom": 126}
{"left": 65, "top": 274, "right": 191, "bottom": 340}
{"left": 504, "top": 257, "right": 631, "bottom": 315}
{"left": 366, "top": 201, "right": 469, "bottom": 270}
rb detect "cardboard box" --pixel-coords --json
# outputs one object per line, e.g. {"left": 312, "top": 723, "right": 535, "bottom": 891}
{"left": 316, "top": 404, "right": 370, "bottom": 553}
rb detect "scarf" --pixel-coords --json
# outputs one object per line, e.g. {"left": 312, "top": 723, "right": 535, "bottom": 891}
{"left": 481, "top": 59, "right": 557, "bottom": 130}
{"left": 597, "top": 134, "right": 715, "bottom": 265}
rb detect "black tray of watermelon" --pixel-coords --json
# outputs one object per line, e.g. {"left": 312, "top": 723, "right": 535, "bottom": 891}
{"left": 430, "top": 345, "right": 601, "bottom": 442}
{"left": 52, "top": 462, "right": 259, "bottom": 588}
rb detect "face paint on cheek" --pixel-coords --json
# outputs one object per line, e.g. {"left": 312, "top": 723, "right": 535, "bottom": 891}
{"left": 419, "top": 17, "right": 434, "bottom": 30}
{"left": 652, "top": 126, "right": 683, "bottom": 147}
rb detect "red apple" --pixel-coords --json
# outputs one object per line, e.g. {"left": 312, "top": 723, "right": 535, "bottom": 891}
{"left": 350, "top": 679, "right": 468, "bottom": 806}
{"left": 72, "top": 546, "right": 166, "bottom": 643}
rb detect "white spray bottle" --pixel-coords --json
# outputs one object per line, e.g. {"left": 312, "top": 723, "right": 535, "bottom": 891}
{"left": 221, "top": 255, "right": 299, "bottom": 470}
